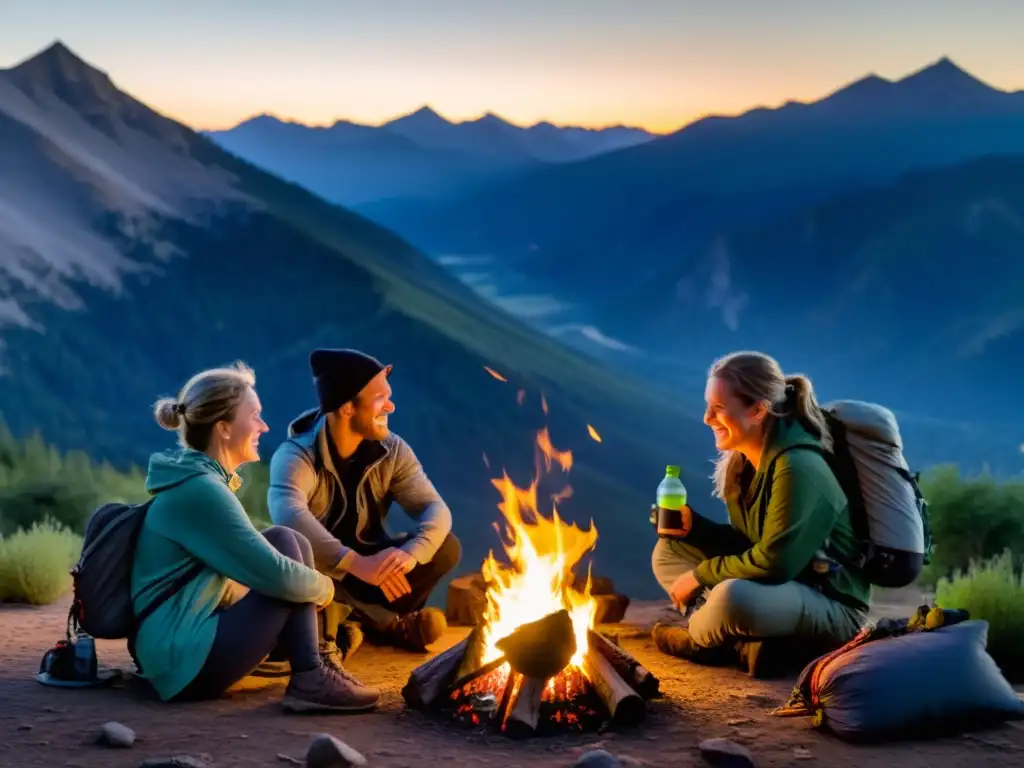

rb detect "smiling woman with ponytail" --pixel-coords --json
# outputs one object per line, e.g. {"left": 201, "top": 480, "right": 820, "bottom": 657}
{"left": 650, "top": 351, "right": 871, "bottom": 679}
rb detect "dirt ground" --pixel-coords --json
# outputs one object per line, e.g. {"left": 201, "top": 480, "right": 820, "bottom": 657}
{"left": 1, "top": 589, "right": 1022, "bottom": 768}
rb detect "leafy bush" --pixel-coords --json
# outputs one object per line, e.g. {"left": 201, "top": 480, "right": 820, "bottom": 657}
{"left": 0, "top": 418, "right": 272, "bottom": 534}
{"left": 0, "top": 419, "right": 147, "bottom": 536}
{"left": 0, "top": 520, "right": 83, "bottom": 605}
{"left": 936, "top": 549, "right": 1024, "bottom": 682}
{"left": 917, "top": 465, "right": 1024, "bottom": 585}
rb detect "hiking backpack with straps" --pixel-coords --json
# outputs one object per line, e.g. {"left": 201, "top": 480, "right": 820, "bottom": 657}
{"left": 765, "top": 400, "right": 933, "bottom": 588}
{"left": 69, "top": 499, "right": 202, "bottom": 640}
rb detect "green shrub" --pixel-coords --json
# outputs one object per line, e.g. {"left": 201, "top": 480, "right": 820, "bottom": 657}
{"left": 0, "top": 520, "right": 83, "bottom": 605}
{"left": 0, "top": 419, "right": 147, "bottom": 537}
{"left": 936, "top": 549, "right": 1024, "bottom": 682}
{"left": 917, "top": 465, "right": 1024, "bottom": 585}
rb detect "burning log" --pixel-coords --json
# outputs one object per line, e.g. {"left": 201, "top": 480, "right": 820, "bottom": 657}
{"left": 582, "top": 646, "right": 646, "bottom": 726}
{"left": 496, "top": 608, "right": 576, "bottom": 680}
{"left": 402, "top": 626, "right": 486, "bottom": 710}
{"left": 495, "top": 670, "right": 521, "bottom": 725}
{"left": 504, "top": 675, "right": 546, "bottom": 738}
{"left": 588, "top": 629, "right": 660, "bottom": 698}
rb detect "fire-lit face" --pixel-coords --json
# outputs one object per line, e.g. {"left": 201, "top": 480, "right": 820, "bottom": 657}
{"left": 703, "top": 375, "right": 766, "bottom": 453}
{"left": 346, "top": 368, "right": 395, "bottom": 441}
{"left": 219, "top": 387, "right": 270, "bottom": 466}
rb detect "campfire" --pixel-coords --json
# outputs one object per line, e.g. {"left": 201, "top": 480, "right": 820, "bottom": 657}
{"left": 402, "top": 421, "right": 659, "bottom": 737}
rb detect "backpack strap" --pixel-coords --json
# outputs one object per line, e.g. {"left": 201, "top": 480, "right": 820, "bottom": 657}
{"left": 132, "top": 560, "right": 207, "bottom": 628}
{"left": 757, "top": 442, "right": 868, "bottom": 573}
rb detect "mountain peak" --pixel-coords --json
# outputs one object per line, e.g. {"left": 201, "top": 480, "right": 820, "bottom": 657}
{"left": 11, "top": 40, "right": 100, "bottom": 77}
{"left": 899, "top": 56, "right": 996, "bottom": 94}
{"left": 7, "top": 40, "right": 119, "bottom": 103}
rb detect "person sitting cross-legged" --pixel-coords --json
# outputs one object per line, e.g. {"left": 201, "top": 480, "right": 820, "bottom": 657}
{"left": 131, "top": 362, "right": 380, "bottom": 712}
{"left": 650, "top": 351, "right": 871, "bottom": 678}
{"left": 267, "top": 348, "right": 461, "bottom": 662}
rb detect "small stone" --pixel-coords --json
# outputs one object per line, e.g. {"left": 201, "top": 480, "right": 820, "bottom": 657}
{"left": 306, "top": 734, "right": 366, "bottom": 768}
{"left": 572, "top": 749, "right": 623, "bottom": 768}
{"left": 793, "top": 748, "right": 813, "bottom": 760}
{"left": 726, "top": 718, "right": 753, "bottom": 726}
{"left": 698, "top": 738, "right": 757, "bottom": 768}
{"left": 98, "top": 722, "right": 135, "bottom": 748}
{"left": 138, "top": 758, "right": 213, "bottom": 768}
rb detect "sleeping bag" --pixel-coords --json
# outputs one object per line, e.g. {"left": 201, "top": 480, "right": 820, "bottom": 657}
{"left": 772, "top": 606, "right": 1024, "bottom": 741}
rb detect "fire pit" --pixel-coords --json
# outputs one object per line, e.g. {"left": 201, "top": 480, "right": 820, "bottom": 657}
{"left": 402, "top": 426, "right": 660, "bottom": 737}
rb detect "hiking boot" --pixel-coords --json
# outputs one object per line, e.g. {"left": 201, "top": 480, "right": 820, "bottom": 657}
{"left": 370, "top": 608, "right": 447, "bottom": 651}
{"left": 319, "top": 639, "right": 369, "bottom": 689}
{"left": 254, "top": 622, "right": 364, "bottom": 679}
{"left": 652, "top": 623, "right": 735, "bottom": 666}
{"left": 281, "top": 664, "right": 380, "bottom": 713}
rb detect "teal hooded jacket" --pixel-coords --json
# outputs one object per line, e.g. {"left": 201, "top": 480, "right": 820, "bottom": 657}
{"left": 130, "top": 448, "right": 334, "bottom": 701}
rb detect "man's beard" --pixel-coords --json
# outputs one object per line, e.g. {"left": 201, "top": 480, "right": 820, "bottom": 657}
{"left": 353, "top": 411, "right": 388, "bottom": 440}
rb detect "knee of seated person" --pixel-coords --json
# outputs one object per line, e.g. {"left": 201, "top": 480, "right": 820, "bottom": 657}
{"left": 703, "top": 579, "right": 763, "bottom": 631}
{"left": 262, "top": 525, "right": 307, "bottom": 557}
{"left": 650, "top": 538, "right": 678, "bottom": 594}
{"left": 432, "top": 533, "right": 462, "bottom": 574}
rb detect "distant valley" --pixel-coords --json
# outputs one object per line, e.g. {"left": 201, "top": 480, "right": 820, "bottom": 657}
{"left": 352, "top": 58, "right": 1024, "bottom": 479}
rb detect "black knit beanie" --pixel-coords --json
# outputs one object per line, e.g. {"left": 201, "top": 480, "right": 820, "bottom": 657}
{"left": 309, "top": 348, "right": 391, "bottom": 413}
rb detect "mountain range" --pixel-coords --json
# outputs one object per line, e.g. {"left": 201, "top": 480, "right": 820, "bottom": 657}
{"left": 0, "top": 41, "right": 701, "bottom": 599}
{"left": 205, "top": 108, "right": 653, "bottom": 206}
{"left": 343, "top": 57, "right": 1024, "bottom": 475}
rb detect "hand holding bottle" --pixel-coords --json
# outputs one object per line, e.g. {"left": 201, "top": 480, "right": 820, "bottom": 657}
{"left": 655, "top": 465, "right": 692, "bottom": 539}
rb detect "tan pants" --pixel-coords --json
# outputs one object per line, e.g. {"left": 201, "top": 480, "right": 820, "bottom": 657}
{"left": 651, "top": 537, "right": 867, "bottom": 649}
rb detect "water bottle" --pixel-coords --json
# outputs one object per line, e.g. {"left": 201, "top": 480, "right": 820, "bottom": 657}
{"left": 73, "top": 632, "right": 98, "bottom": 681}
{"left": 654, "top": 465, "right": 690, "bottom": 538}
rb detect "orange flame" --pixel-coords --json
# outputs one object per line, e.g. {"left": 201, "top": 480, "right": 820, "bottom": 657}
{"left": 484, "top": 366, "right": 508, "bottom": 382}
{"left": 536, "top": 427, "right": 573, "bottom": 473}
{"left": 479, "top": 428, "right": 598, "bottom": 674}
{"left": 587, "top": 424, "right": 602, "bottom": 443}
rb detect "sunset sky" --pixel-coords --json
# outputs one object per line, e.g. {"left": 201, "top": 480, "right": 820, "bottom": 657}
{"left": 3, "top": 1, "right": 1022, "bottom": 133}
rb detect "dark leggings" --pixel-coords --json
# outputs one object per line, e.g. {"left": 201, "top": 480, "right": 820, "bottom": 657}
{"left": 173, "top": 526, "right": 321, "bottom": 701}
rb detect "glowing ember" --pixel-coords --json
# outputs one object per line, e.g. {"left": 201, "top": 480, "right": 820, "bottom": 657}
{"left": 587, "top": 424, "right": 602, "bottom": 443}
{"left": 479, "top": 428, "right": 599, "bottom": 676}
{"left": 484, "top": 366, "right": 508, "bottom": 382}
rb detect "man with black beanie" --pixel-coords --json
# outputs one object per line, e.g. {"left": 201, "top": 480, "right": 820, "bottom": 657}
{"left": 267, "top": 348, "right": 460, "bottom": 672}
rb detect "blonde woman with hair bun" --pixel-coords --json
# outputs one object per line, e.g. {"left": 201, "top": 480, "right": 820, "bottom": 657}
{"left": 131, "top": 362, "right": 380, "bottom": 713}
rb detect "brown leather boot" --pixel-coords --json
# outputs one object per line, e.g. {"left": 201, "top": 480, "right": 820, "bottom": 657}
{"left": 652, "top": 623, "right": 736, "bottom": 666}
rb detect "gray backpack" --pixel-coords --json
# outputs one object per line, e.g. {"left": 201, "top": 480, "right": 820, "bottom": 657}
{"left": 69, "top": 500, "right": 201, "bottom": 640}
{"left": 765, "top": 401, "right": 933, "bottom": 588}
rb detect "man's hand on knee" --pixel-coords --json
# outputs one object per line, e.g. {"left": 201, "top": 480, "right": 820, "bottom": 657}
{"left": 347, "top": 547, "right": 417, "bottom": 586}
{"left": 380, "top": 571, "right": 412, "bottom": 602}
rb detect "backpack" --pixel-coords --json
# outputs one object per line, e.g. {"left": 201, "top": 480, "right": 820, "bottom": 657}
{"left": 69, "top": 499, "right": 202, "bottom": 640}
{"left": 764, "top": 400, "right": 933, "bottom": 588}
